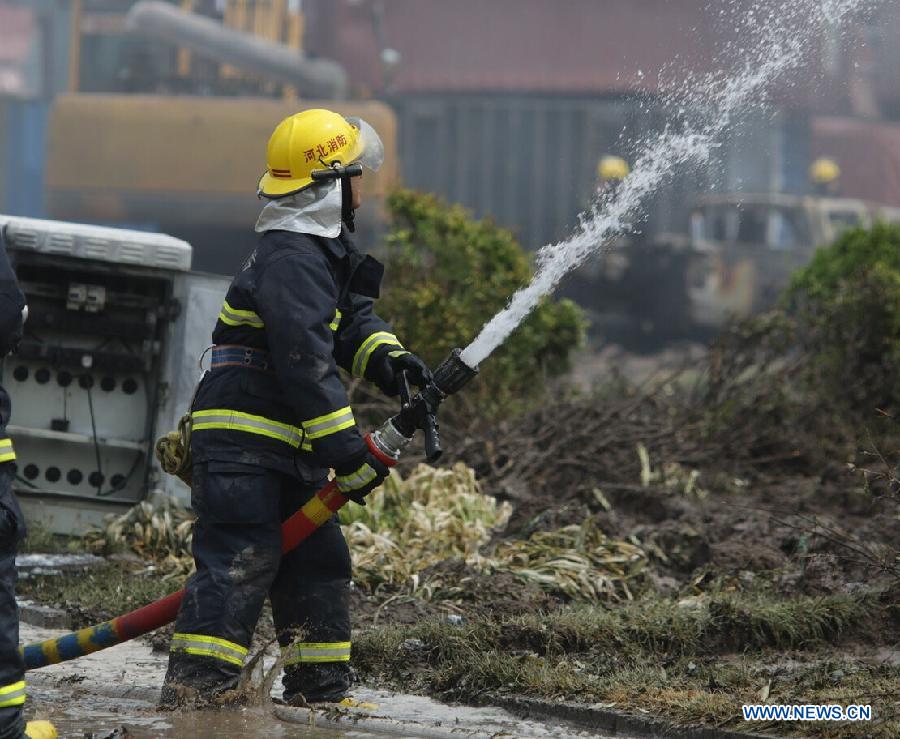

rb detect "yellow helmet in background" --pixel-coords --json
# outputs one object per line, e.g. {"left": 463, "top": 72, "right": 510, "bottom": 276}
{"left": 810, "top": 157, "right": 841, "bottom": 185}
{"left": 257, "top": 108, "right": 385, "bottom": 199}
{"left": 598, "top": 155, "right": 630, "bottom": 182}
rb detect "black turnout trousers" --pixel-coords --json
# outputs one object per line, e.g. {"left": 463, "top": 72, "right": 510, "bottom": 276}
{"left": 161, "top": 461, "right": 352, "bottom": 706}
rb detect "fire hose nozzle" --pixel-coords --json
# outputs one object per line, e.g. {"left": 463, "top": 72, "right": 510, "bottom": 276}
{"left": 392, "top": 348, "right": 478, "bottom": 463}
{"left": 432, "top": 347, "right": 479, "bottom": 396}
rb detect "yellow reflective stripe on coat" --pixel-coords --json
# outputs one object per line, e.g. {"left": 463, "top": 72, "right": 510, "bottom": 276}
{"left": 170, "top": 633, "right": 248, "bottom": 667}
{"left": 282, "top": 641, "right": 351, "bottom": 666}
{"left": 352, "top": 331, "right": 403, "bottom": 377}
{"left": 301, "top": 407, "right": 355, "bottom": 441}
{"left": 0, "top": 437, "right": 15, "bottom": 463}
{"left": 192, "top": 409, "right": 311, "bottom": 451}
{"left": 336, "top": 462, "right": 377, "bottom": 493}
{"left": 0, "top": 680, "right": 25, "bottom": 708}
{"left": 218, "top": 300, "right": 264, "bottom": 329}
{"left": 329, "top": 309, "right": 342, "bottom": 331}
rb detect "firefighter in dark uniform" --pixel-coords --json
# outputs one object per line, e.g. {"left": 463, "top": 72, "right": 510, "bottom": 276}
{"left": 0, "top": 230, "right": 56, "bottom": 739}
{"left": 161, "top": 109, "right": 430, "bottom": 707}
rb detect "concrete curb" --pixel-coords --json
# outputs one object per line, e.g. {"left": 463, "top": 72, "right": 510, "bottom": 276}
{"left": 25, "top": 671, "right": 163, "bottom": 705}
{"left": 16, "top": 600, "right": 70, "bottom": 630}
{"left": 274, "top": 705, "right": 494, "bottom": 738}
{"left": 493, "top": 695, "right": 770, "bottom": 739}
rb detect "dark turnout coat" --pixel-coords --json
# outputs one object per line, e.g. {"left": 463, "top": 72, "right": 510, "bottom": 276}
{"left": 189, "top": 228, "right": 404, "bottom": 479}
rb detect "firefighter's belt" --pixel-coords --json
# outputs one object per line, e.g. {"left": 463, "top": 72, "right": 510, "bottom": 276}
{"left": 210, "top": 344, "right": 272, "bottom": 372}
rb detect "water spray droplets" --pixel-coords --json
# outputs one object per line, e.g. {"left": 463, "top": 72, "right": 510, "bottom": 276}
{"left": 460, "top": 0, "right": 877, "bottom": 369}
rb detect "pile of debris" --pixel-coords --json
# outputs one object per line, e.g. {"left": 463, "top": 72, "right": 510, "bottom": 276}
{"left": 344, "top": 463, "right": 646, "bottom": 601}
{"left": 85, "top": 463, "right": 649, "bottom": 604}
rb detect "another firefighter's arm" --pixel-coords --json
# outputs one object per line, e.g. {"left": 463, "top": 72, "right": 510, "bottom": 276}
{"left": 333, "top": 293, "right": 407, "bottom": 380}
{"left": 0, "top": 233, "right": 26, "bottom": 356}
{"left": 256, "top": 253, "right": 366, "bottom": 464}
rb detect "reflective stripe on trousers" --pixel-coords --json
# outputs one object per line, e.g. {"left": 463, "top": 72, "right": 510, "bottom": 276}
{"left": 0, "top": 438, "right": 15, "bottom": 464}
{"left": 282, "top": 641, "right": 351, "bottom": 666}
{"left": 191, "top": 409, "right": 312, "bottom": 452}
{"left": 170, "top": 633, "right": 248, "bottom": 667}
{"left": 0, "top": 680, "right": 25, "bottom": 708}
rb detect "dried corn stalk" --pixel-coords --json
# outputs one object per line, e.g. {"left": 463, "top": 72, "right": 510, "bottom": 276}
{"left": 85, "top": 494, "right": 195, "bottom": 577}
{"left": 342, "top": 463, "right": 511, "bottom": 588}
{"left": 343, "top": 463, "right": 647, "bottom": 602}
{"left": 489, "top": 520, "right": 646, "bottom": 601}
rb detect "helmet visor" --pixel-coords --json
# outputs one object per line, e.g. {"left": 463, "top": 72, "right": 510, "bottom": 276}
{"left": 344, "top": 117, "right": 384, "bottom": 172}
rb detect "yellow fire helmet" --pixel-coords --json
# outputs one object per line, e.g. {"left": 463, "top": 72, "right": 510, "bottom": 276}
{"left": 598, "top": 155, "right": 630, "bottom": 182}
{"left": 257, "top": 108, "right": 385, "bottom": 199}
{"left": 810, "top": 157, "right": 841, "bottom": 185}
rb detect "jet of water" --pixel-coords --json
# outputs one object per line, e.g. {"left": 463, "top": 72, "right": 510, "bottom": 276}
{"left": 460, "top": 0, "right": 874, "bottom": 369}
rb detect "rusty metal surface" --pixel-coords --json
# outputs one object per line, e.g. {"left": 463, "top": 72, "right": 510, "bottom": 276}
{"left": 812, "top": 116, "right": 900, "bottom": 208}
{"left": 0, "top": 5, "right": 34, "bottom": 66}
{"left": 305, "top": 0, "right": 723, "bottom": 95}
{"left": 0, "top": 4, "right": 36, "bottom": 96}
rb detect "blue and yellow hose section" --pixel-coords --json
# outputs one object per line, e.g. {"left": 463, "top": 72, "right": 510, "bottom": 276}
{"left": 21, "top": 620, "right": 121, "bottom": 669}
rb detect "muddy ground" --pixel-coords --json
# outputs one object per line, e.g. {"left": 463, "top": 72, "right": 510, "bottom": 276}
{"left": 19, "top": 621, "right": 605, "bottom": 739}
{"left": 17, "top": 344, "right": 900, "bottom": 738}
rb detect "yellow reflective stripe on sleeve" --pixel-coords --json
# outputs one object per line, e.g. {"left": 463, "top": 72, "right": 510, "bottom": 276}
{"left": 0, "top": 438, "right": 15, "bottom": 463}
{"left": 218, "top": 300, "right": 264, "bottom": 329}
{"left": 301, "top": 407, "right": 355, "bottom": 441}
{"left": 0, "top": 680, "right": 25, "bottom": 708}
{"left": 352, "top": 332, "right": 404, "bottom": 377}
{"left": 282, "top": 641, "right": 351, "bottom": 666}
{"left": 191, "top": 409, "right": 311, "bottom": 451}
{"left": 329, "top": 309, "right": 342, "bottom": 331}
{"left": 171, "top": 633, "right": 248, "bottom": 667}
{"left": 336, "top": 462, "right": 378, "bottom": 494}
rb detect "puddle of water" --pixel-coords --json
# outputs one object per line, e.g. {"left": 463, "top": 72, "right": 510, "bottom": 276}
{"left": 27, "top": 685, "right": 344, "bottom": 738}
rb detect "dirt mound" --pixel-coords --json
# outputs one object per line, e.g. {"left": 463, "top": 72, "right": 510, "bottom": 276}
{"left": 448, "top": 340, "right": 900, "bottom": 602}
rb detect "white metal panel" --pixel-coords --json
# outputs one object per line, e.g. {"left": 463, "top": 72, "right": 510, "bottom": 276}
{"left": 153, "top": 270, "right": 230, "bottom": 504}
{"left": 0, "top": 215, "right": 192, "bottom": 271}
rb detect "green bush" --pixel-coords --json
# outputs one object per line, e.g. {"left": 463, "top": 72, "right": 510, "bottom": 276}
{"left": 786, "top": 222, "right": 900, "bottom": 414}
{"left": 378, "top": 189, "right": 584, "bottom": 416}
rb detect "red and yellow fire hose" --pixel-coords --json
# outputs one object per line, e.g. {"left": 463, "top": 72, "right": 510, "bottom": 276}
{"left": 22, "top": 349, "right": 477, "bottom": 670}
{"left": 22, "top": 477, "right": 357, "bottom": 669}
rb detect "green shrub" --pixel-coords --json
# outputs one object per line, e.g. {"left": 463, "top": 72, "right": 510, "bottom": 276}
{"left": 378, "top": 189, "right": 584, "bottom": 415}
{"left": 786, "top": 222, "right": 900, "bottom": 414}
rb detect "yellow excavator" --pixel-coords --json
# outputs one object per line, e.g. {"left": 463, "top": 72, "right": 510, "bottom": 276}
{"left": 46, "top": 0, "right": 399, "bottom": 273}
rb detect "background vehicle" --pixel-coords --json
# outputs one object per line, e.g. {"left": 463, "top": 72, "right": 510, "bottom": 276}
{"left": 571, "top": 191, "right": 900, "bottom": 348}
{"left": 685, "top": 193, "right": 900, "bottom": 330}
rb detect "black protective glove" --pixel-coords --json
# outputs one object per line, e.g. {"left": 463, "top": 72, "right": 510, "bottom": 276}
{"left": 369, "top": 351, "right": 433, "bottom": 397}
{"left": 333, "top": 446, "right": 390, "bottom": 505}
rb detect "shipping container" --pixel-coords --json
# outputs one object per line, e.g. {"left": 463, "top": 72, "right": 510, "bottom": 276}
{"left": 392, "top": 93, "right": 811, "bottom": 251}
